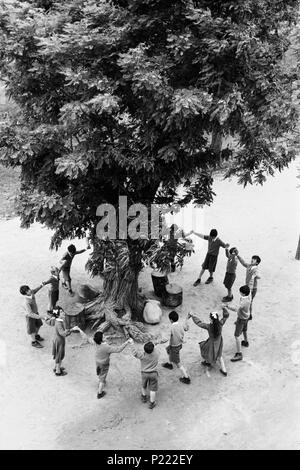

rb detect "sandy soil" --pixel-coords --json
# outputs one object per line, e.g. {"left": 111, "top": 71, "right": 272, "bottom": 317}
{"left": 0, "top": 160, "right": 300, "bottom": 450}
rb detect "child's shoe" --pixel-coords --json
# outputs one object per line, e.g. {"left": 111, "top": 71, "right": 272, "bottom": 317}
{"left": 162, "top": 362, "right": 173, "bottom": 369}
{"left": 222, "top": 296, "right": 233, "bottom": 302}
{"left": 205, "top": 277, "right": 213, "bottom": 284}
{"left": 31, "top": 341, "right": 43, "bottom": 348}
{"left": 220, "top": 369, "right": 228, "bottom": 376}
{"left": 231, "top": 352, "right": 243, "bottom": 362}
{"left": 141, "top": 394, "right": 147, "bottom": 403}
{"left": 241, "top": 340, "right": 249, "bottom": 347}
{"left": 149, "top": 401, "right": 156, "bottom": 409}
{"left": 201, "top": 361, "right": 211, "bottom": 367}
{"left": 97, "top": 391, "right": 106, "bottom": 399}
{"left": 35, "top": 334, "right": 44, "bottom": 341}
{"left": 193, "top": 278, "right": 201, "bottom": 287}
{"left": 179, "top": 377, "right": 191, "bottom": 384}
{"left": 62, "top": 282, "right": 68, "bottom": 290}
{"left": 55, "top": 370, "right": 68, "bottom": 376}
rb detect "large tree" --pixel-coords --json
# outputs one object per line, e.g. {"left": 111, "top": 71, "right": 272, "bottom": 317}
{"left": 0, "top": 0, "right": 299, "bottom": 320}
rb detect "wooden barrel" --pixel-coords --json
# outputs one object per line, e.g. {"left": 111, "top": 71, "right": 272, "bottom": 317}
{"left": 163, "top": 283, "right": 183, "bottom": 308}
{"left": 64, "top": 304, "right": 86, "bottom": 330}
{"left": 151, "top": 270, "right": 169, "bottom": 297}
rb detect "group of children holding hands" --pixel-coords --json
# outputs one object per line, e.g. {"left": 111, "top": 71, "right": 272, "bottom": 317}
{"left": 19, "top": 229, "right": 261, "bottom": 408}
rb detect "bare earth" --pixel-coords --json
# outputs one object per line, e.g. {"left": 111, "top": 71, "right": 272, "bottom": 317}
{"left": 0, "top": 160, "right": 300, "bottom": 450}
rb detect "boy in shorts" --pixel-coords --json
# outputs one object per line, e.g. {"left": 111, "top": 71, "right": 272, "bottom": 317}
{"left": 42, "top": 266, "right": 60, "bottom": 315}
{"left": 20, "top": 283, "right": 46, "bottom": 348}
{"left": 59, "top": 244, "right": 89, "bottom": 295}
{"left": 131, "top": 340, "right": 159, "bottom": 409}
{"left": 72, "top": 327, "right": 131, "bottom": 398}
{"left": 193, "top": 229, "right": 229, "bottom": 285}
{"left": 162, "top": 311, "right": 191, "bottom": 384}
{"left": 223, "top": 285, "right": 251, "bottom": 361}
{"left": 237, "top": 254, "right": 261, "bottom": 319}
{"left": 222, "top": 247, "right": 238, "bottom": 302}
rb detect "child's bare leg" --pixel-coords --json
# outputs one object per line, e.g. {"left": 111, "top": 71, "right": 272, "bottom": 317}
{"left": 178, "top": 363, "right": 189, "bottom": 378}
{"left": 31, "top": 333, "right": 36, "bottom": 342}
{"left": 235, "top": 337, "right": 242, "bottom": 354}
{"left": 149, "top": 391, "right": 156, "bottom": 403}
{"left": 198, "top": 268, "right": 205, "bottom": 279}
{"left": 55, "top": 361, "right": 61, "bottom": 373}
{"left": 227, "top": 288, "right": 232, "bottom": 297}
{"left": 98, "top": 380, "right": 105, "bottom": 394}
{"left": 243, "top": 330, "right": 248, "bottom": 343}
{"left": 219, "top": 356, "right": 227, "bottom": 373}
{"left": 142, "top": 387, "right": 147, "bottom": 397}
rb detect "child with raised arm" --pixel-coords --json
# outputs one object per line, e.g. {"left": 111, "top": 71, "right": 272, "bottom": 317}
{"left": 59, "top": 244, "right": 89, "bottom": 295}
{"left": 222, "top": 247, "right": 238, "bottom": 302}
{"left": 131, "top": 340, "right": 159, "bottom": 409}
{"left": 162, "top": 311, "right": 191, "bottom": 384}
{"left": 42, "top": 266, "right": 60, "bottom": 315}
{"left": 187, "top": 308, "right": 229, "bottom": 376}
{"left": 223, "top": 285, "right": 251, "bottom": 360}
{"left": 20, "top": 283, "right": 46, "bottom": 348}
{"left": 237, "top": 253, "right": 261, "bottom": 320}
{"left": 72, "top": 327, "right": 131, "bottom": 399}
{"left": 192, "top": 229, "right": 229, "bottom": 285}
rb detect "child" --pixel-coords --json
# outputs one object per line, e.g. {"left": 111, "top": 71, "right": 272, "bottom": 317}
{"left": 162, "top": 310, "right": 191, "bottom": 384}
{"left": 193, "top": 229, "right": 229, "bottom": 285}
{"left": 222, "top": 247, "right": 238, "bottom": 302}
{"left": 72, "top": 326, "right": 131, "bottom": 398}
{"left": 184, "top": 238, "right": 195, "bottom": 257}
{"left": 131, "top": 340, "right": 159, "bottom": 409}
{"left": 45, "top": 306, "right": 73, "bottom": 376}
{"left": 59, "top": 244, "right": 89, "bottom": 295}
{"left": 237, "top": 254, "right": 261, "bottom": 319}
{"left": 187, "top": 309, "right": 229, "bottom": 376}
{"left": 223, "top": 285, "right": 251, "bottom": 361}
{"left": 20, "top": 283, "right": 45, "bottom": 348}
{"left": 42, "top": 266, "right": 60, "bottom": 315}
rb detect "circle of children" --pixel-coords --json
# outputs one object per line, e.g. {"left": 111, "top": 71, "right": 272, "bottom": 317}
{"left": 19, "top": 229, "right": 261, "bottom": 410}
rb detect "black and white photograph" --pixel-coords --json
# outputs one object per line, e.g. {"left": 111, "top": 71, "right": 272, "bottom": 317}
{"left": 0, "top": 0, "right": 299, "bottom": 453}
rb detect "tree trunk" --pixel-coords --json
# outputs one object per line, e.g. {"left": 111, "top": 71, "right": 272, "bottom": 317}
{"left": 211, "top": 124, "right": 223, "bottom": 163}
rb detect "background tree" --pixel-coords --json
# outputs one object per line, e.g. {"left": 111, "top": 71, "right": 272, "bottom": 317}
{"left": 0, "top": 0, "right": 299, "bottom": 320}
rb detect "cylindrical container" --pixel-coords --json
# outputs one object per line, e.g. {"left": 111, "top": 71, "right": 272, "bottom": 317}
{"left": 151, "top": 270, "right": 169, "bottom": 297}
{"left": 163, "top": 283, "right": 183, "bottom": 308}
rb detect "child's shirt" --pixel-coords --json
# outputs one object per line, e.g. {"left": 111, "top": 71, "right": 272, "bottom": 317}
{"left": 133, "top": 349, "right": 159, "bottom": 373}
{"left": 94, "top": 342, "right": 126, "bottom": 365}
{"left": 204, "top": 236, "right": 226, "bottom": 256}
{"left": 43, "top": 274, "right": 59, "bottom": 291}
{"left": 237, "top": 295, "right": 251, "bottom": 320}
{"left": 245, "top": 265, "right": 259, "bottom": 290}
{"left": 170, "top": 321, "right": 188, "bottom": 347}
{"left": 225, "top": 249, "right": 237, "bottom": 273}
{"left": 24, "top": 294, "right": 39, "bottom": 318}
{"left": 60, "top": 251, "right": 75, "bottom": 270}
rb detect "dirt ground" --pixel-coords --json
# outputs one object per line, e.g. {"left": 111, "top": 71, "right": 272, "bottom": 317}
{"left": 0, "top": 160, "right": 300, "bottom": 450}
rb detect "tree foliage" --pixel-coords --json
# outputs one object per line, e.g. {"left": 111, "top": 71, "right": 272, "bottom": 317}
{"left": 0, "top": 0, "right": 299, "bottom": 311}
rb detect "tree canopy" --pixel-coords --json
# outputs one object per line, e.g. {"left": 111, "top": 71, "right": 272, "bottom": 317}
{"left": 0, "top": 1, "right": 299, "bottom": 315}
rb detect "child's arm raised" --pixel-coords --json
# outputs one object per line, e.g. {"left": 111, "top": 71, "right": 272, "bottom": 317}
{"left": 71, "top": 326, "right": 94, "bottom": 344}
{"left": 31, "top": 284, "right": 44, "bottom": 295}
{"left": 75, "top": 248, "right": 88, "bottom": 255}
{"left": 237, "top": 254, "right": 249, "bottom": 268}
{"left": 192, "top": 231, "right": 207, "bottom": 239}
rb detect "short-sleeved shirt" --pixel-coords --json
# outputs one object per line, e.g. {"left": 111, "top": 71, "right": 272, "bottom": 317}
{"left": 245, "top": 265, "right": 259, "bottom": 289}
{"left": 60, "top": 251, "right": 75, "bottom": 270}
{"left": 170, "top": 322, "right": 187, "bottom": 347}
{"left": 24, "top": 294, "right": 38, "bottom": 317}
{"left": 133, "top": 349, "right": 159, "bottom": 373}
{"left": 226, "top": 251, "right": 238, "bottom": 274}
{"left": 94, "top": 342, "right": 124, "bottom": 365}
{"left": 204, "top": 236, "right": 226, "bottom": 256}
{"left": 237, "top": 296, "right": 251, "bottom": 320}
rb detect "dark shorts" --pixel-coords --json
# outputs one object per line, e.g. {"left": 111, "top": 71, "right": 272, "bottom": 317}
{"left": 26, "top": 316, "right": 43, "bottom": 335}
{"left": 234, "top": 318, "right": 249, "bottom": 337}
{"left": 166, "top": 344, "right": 182, "bottom": 365}
{"left": 141, "top": 371, "right": 158, "bottom": 392}
{"left": 223, "top": 272, "right": 236, "bottom": 290}
{"left": 61, "top": 268, "right": 71, "bottom": 282}
{"left": 96, "top": 362, "right": 110, "bottom": 383}
{"left": 202, "top": 253, "right": 218, "bottom": 273}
